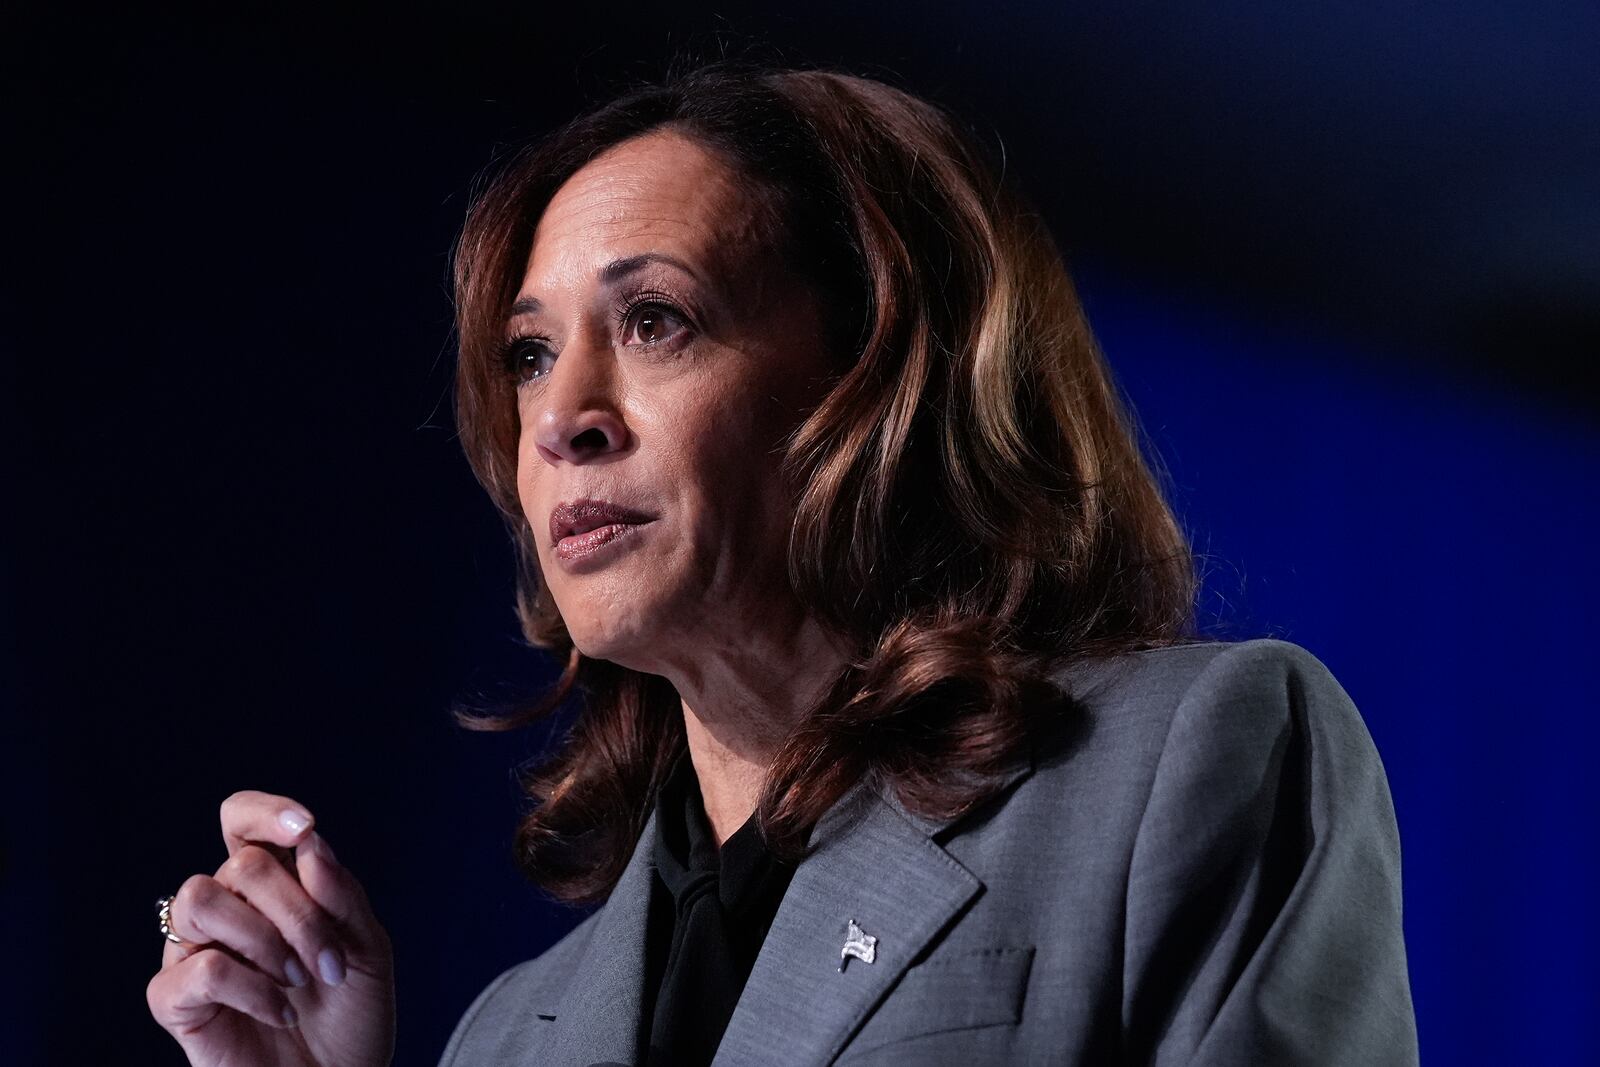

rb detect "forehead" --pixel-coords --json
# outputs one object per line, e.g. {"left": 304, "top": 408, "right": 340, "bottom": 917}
{"left": 522, "top": 128, "right": 771, "bottom": 288}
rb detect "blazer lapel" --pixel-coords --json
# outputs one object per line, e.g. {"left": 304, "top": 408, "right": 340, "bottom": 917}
{"left": 536, "top": 757, "right": 1035, "bottom": 1067}
{"left": 711, "top": 769, "right": 1026, "bottom": 1067}
{"left": 539, "top": 810, "right": 659, "bottom": 1067}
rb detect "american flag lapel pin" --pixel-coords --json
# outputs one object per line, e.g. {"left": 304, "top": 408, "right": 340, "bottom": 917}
{"left": 839, "top": 918, "right": 878, "bottom": 973}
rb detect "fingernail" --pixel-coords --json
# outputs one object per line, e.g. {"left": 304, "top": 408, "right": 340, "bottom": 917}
{"left": 318, "top": 947, "right": 346, "bottom": 987}
{"left": 282, "top": 1003, "right": 299, "bottom": 1028}
{"left": 312, "top": 831, "right": 337, "bottom": 863}
{"left": 284, "top": 957, "right": 310, "bottom": 988}
{"left": 278, "top": 809, "right": 310, "bottom": 835}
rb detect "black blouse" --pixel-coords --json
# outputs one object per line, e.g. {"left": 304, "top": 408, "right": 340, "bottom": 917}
{"left": 641, "top": 754, "right": 796, "bottom": 1066}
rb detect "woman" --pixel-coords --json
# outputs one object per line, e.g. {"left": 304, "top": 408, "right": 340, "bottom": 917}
{"left": 146, "top": 61, "right": 1418, "bottom": 1066}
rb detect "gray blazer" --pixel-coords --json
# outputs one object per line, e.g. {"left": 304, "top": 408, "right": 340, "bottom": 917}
{"left": 439, "top": 639, "right": 1418, "bottom": 1066}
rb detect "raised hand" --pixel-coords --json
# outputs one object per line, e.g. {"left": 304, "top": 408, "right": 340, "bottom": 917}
{"left": 146, "top": 791, "right": 396, "bottom": 1067}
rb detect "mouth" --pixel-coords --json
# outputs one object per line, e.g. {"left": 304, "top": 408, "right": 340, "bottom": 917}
{"left": 548, "top": 498, "right": 657, "bottom": 565}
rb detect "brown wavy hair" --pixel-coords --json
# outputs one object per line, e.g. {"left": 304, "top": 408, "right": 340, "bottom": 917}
{"left": 451, "top": 60, "right": 1199, "bottom": 904}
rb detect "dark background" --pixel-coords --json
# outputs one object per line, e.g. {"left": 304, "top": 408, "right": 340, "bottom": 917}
{"left": 3, "top": 2, "right": 1597, "bottom": 1064}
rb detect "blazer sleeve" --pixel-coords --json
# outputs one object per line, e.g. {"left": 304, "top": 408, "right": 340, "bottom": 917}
{"left": 1120, "top": 639, "right": 1419, "bottom": 1066}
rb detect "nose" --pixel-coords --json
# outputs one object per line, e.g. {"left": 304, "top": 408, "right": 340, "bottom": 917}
{"left": 530, "top": 339, "right": 629, "bottom": 466}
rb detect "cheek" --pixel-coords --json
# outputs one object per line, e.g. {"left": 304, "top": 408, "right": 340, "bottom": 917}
{"left": 514, "top": 425, "right": 549, "bottom": 545}
{"left": 660, "top": 384, "right": 787, "bottom": 493}
{"left": 663, "top": 388, "right": 800, "bottom": 559}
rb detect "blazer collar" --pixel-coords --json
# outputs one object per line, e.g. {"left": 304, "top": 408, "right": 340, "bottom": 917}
{"left": 538, "top": 757, "right": 1037, "bottom": 1067}
{"left": 537, "top": 811, "right": 659, "bottom": 1067}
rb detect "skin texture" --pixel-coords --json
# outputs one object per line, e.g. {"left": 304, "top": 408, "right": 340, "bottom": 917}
{"left": 511, "top": 128, "right": 852, "bottom": 843}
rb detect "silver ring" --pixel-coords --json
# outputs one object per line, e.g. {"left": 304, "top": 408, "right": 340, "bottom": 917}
{"left": 156, "top": 894, "right": 184, "bottom": 944}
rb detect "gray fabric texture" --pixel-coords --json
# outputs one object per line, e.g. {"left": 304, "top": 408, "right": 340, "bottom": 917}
{"left": 437, "top": 638, "right": 1418, "bottom": 1066}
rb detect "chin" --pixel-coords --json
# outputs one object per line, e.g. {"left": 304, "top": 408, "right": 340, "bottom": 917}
{"left": 561, "top": 613, "right": 662, "bottom": 672}
{"left": 548, "top": 570, "right": 685, "bottom": 672}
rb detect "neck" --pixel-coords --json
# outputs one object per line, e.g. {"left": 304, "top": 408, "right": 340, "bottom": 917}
{"left": 666, "top": 613, "right": 850, "bottom": 846}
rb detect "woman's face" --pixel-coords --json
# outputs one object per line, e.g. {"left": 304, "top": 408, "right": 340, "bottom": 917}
{"left": 509, "top": 128, "right": 836, "bottom": 674}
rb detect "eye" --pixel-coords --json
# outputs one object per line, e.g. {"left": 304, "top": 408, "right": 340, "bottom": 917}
{"left": 502, "top": 335, "right": 556, "bottom": 386}
{"left": 621, "top": 300, "right": 687, "bottom": 347}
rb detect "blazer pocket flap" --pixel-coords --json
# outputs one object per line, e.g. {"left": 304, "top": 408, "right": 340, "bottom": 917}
{"left": 848, "top": 946, "right": 1035, "bottom": 1054}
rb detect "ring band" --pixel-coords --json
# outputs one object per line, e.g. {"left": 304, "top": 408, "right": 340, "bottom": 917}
{"left": 156, "top": 894, "right": 183, "bottom": 944}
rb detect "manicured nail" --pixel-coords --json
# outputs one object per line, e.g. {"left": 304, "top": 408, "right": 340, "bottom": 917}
{"left": 312, "top": 831, "right": 337, "bottom": 863}
{"left": 278, "top": 809, "right": 310, "bottom": 835}
{"left": 318, "top": 947, "right": 346, "bottom": 987}
{"left": 282, "top": 1003, "right": 299, "bottom": 1027}
{"left": 284, "top": 957, "right": 310, "bottom": 988}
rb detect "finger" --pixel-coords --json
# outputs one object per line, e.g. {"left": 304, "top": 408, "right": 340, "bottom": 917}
{"left": 215, "top": 844, "right": 346, "bottom": 987}
{"left": 165, "top": 871, "right": 310, "bottom": 989}
{"left": 148, "top": 946, "right": 300, "bottom": 1035}
{"left": 162, "top": 933, "right": 205, "bottom": 970}
{"left": 294, "top": 830, "right": 392, "bottom": 962}
{"left": 163, "top": 935, "right": 248, "bottom": 972}
{"left": 220, "top": 789, "right": 316, "bottom": 858}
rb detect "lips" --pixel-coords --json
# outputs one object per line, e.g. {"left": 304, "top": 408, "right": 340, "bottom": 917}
{"left": 548, "top": 499, "right": 656, "bottom": 554}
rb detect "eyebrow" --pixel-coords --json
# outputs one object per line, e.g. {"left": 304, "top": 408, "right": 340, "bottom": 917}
{"left": 507, "top": 252, "right": 703, "bottom": 318}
